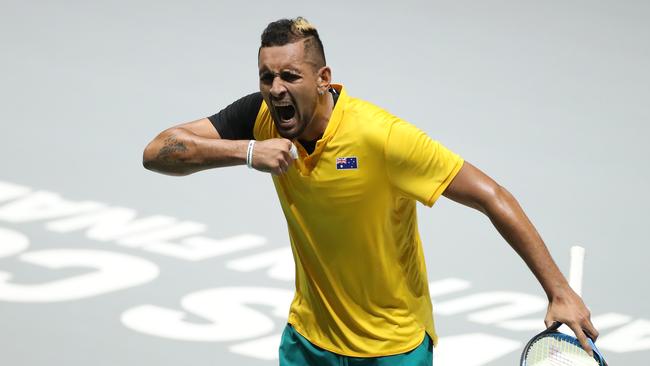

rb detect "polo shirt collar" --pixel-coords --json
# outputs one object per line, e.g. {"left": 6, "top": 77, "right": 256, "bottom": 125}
{"left": 294, "top": 83, "right": 347, "bottom": 175}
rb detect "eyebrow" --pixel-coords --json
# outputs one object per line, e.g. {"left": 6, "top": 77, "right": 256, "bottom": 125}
{"left": 258, "top": 68, "right": 303, "bottom": 77}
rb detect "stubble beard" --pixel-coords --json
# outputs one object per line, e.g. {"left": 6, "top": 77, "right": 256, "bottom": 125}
{"left": 274, "top": 115, "right": 308, "bottom": 140}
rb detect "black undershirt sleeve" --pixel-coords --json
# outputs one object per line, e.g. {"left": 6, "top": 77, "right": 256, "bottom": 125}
{"left": 208, "top": 92, "right": 263, "bottom": 140}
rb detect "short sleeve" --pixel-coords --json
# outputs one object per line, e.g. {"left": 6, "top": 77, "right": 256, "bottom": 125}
{"left": 207, "top": 92, "right": 263, "bottom": 140}
{"left": 385, "top": 119, "right": 464, "bottom": 206}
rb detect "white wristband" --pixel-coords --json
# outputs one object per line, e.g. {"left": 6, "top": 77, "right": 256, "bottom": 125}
{"left": 246, "top": 140, "right": 256, "bottom": 169}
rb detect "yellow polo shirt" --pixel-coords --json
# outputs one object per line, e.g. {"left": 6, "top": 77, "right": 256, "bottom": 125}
{"left": 253, "top": 84, "right": 464, "bottom": 357}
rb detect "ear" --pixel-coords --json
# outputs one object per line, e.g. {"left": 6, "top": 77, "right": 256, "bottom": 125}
{"left": 317, "top": 66, "right": 332, "bottom": 89}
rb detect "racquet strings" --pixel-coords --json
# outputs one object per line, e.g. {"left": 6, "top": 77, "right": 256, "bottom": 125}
{"left": 525, "top": 334, "right": 599, "bottom": 366}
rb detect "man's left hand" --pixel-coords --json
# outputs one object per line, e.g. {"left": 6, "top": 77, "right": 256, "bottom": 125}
{"left": 545, "top": 287, "right": 599, "bottom": 356}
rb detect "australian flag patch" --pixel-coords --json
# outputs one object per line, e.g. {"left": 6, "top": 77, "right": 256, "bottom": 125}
{"left": 336, "top": 157, "right": 358, "bottom": 170}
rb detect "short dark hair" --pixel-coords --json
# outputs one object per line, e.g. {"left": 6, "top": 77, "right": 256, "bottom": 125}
{"left": 260, "top": 17, "right": 326, "bottom": 68}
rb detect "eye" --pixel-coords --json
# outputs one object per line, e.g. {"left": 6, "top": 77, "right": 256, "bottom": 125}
{"left": 280, "top": 72, "right": 301, "bottom": 82}
{"left": 259, "top": 73, "right": 274, "bottom": 85}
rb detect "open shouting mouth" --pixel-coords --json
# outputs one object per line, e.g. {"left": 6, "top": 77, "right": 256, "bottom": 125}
{"left": 274, "top": 104, "right": 296, "bottom": 122}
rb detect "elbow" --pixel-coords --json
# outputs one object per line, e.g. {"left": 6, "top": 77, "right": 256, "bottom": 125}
{"left": 141, "top": 130, "right": 192, "bottom": 176}
{"left": 142, "top": 153, "right": 190, "bottom": 176}
{"left": 142, "top": 152, "right": 158, "bottom": 172}
{"left": 482, "top": 184, "right": 515, "bottom": 216}
{"left": 488, "top": 183, "right": 510, "bottom": 200}
{"left": 142, "top": 145, "right": 154, "bottom": 170}
{"left": 142, "top": 142, "right": 162, "bottom": 172}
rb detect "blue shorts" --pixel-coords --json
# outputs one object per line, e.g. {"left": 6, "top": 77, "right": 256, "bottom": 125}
{"left": 279, "top": 324, "right": 434, "bottom": 366}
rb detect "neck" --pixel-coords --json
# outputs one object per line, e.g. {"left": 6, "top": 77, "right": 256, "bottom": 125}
{"left": 299, "top": 91, "right": 334, "bottom": 141}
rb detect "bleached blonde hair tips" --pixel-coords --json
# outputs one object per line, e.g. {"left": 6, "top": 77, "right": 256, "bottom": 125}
{"left": 292, "top": 17, "right": 317, "bottom": 33}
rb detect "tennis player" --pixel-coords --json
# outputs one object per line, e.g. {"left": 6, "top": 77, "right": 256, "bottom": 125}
{"left": 143, "top": 17, "right": 598, "bottom": 366}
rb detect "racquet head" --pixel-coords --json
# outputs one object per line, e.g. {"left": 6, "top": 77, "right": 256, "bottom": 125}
{"left": 521, "top": 323, "right": 608, "bottom": 366}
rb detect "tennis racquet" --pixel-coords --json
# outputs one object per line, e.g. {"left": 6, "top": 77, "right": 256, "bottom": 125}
{"left": 520, "top": 321, "right": 608, "bottom": 365}
{"left": 520, "top": 246, "right": 608, "bottom": 365}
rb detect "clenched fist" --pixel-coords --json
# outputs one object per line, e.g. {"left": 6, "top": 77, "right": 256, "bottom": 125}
{"left": 251, "top": 138, "right": 298, "bottom": 175}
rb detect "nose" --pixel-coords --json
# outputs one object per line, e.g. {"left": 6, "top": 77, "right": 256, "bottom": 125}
{"left": 269, "top": 76, "right": 287, "bottom": 99}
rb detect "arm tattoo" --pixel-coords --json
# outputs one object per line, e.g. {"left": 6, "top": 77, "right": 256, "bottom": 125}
{"left": 156, "top": 135, "right": 188, "bottom": 164}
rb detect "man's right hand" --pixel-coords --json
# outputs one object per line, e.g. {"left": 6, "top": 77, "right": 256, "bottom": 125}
{"left": 143, "top": 118, "right": 298, "bottom": 176}
{"left": 251, "top": 138, "right": 298, "bottom": 175}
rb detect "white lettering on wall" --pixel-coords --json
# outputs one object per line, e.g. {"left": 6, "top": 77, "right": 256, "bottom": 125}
{"left": 0, "top": 249, "right": 159, "bottom": 302}
{"left": 143, "top": 234, "right": 267, "bottom": 261}
{"left": 0, "top": 227, "right": 30, "bottom": 258}
{"left": 121, "top": 287, "right": 293, "bottom": 341}
{"left": 0, "top": 191, "right": 103, "bottom": 222}
{"left": 118, "top": 221, "right": 206, "bottom": 247}
{"left": 229, "top": 333, "right": 283, "bottom": 361}
{"left": 226, "top": 247, "right": 294, "bottom": 281}
{"left": 0, "top": 181, "right": 31, "bottom": 203}
{"left": 0, "top": 179, "right": 647, "bottom": 363}
{"left": 599, "top": 319, "right": 650, "bottom": 352}
{"left": 592, "top": 313, "right": 632, "bottom": 330}
{"left": 429, "top": 278, "right": 471, "bottom": 298}
{"left": 435, "top": 292, "right": 547, "bottom": 324}
{"left": 46, "top": 207, "right": 177, "bottom": 241}
{"left": 435, "top": 333, "right": 521, "bottom": 366}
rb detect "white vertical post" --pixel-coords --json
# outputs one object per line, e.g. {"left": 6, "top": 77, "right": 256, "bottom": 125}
{"left": 569, "top": 245, "right": 586, "bottom": 296}
{"left": 559, "top": 245, "right": 586, "bottom": 335}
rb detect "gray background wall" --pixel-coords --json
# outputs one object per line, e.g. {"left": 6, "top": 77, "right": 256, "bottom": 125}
{"left": 1, "top": 0, "right": 648, "bottom": 365}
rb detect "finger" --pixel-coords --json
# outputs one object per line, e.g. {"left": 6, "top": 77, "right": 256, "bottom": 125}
{"left": 544, "top": 316, "right": 552, "bottom": 329}
{"left": 280, "top": 139, "right": 293, "bottom": 152}
{"left": 269, "top": 161, "right": 284, "bottom": 176}
{"left": 281, "top": 154, "right": 295, "bottom": 170}
{"left": 546, "top": 321, "right": 561, "bottom": 331}
{"left": 282, "top": 150, "right": 296, "bottom": 162}
{"left": 276, "top": 160, "right": 289, "bottom": 175}
{"left": 583, "top": 319, "right": 599, "bottom": 341}
{"left": 569, "top": 323, "right": 594, "bottom": 357}
{"left": 544, "top": 313, "right": 559, "bottom": 330}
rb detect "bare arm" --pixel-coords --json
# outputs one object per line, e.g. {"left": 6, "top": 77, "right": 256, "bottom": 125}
{"left": 442, "top": 161, "right": 599, "bottom": 355}
{"left": 142, "top": 118, "right": 247, "bottom": 176}
{"left": 142, "top": 118, "right": 295, "bottom": 176}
